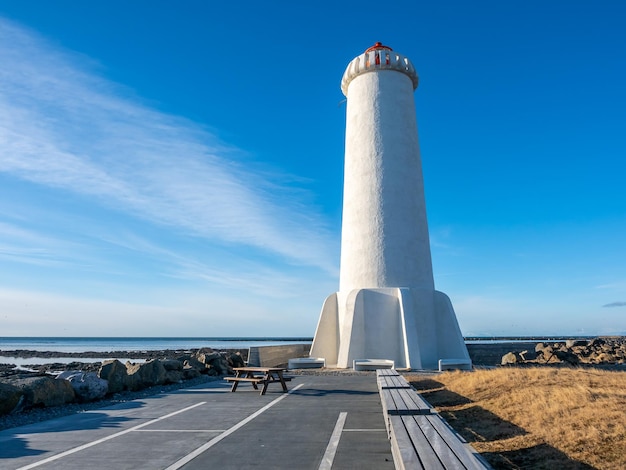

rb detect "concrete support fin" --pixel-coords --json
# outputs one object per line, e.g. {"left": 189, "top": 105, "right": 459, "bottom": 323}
{"left": 311, "top": 288, "right": 470, "bottom": 370}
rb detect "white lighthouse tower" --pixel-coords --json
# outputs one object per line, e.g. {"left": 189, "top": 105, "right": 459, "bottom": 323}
{"left": 310, "top": 43, "right": 470, "bottom": 370}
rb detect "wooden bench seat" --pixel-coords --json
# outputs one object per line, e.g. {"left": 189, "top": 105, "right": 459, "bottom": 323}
{"left": 378, "top": 374, "right": 412, "bottom": 389}
{"left": 389, "top": 414, "right": 487, "bottom": 470}
{"left": 377, "top": 368, "right": 489, "bottom": 469}
{"left": 224, "top": 377, "right": 265, "bottom": 383}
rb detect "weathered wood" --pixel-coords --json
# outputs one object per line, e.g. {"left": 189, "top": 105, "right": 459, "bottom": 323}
{"left": 224, "top": 377, "right": 265, "bottom": 383}
{"left": 422, "top": 415, "right": 487, "bottom": 470}
{"left": 227, "top": 367, "right": 290, "bottom": 395}
{"left": 378, "top": 374, "right": 412, "bottom": 389}
{"left": 389, "top": 415, "right": 425, "bottom": 470}
{"left": 377, "top": 368, "right": 490, "bottom": 469}
{"left": 387, "top": 388, "right": 432, "bottom": 415}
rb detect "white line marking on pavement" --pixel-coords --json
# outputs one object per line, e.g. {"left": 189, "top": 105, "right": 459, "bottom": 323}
{"left": 165, "top": 383, "right": 305, "bottom": 470}
{"left": 16, "top": 402, "right": 206, "bottom": 470}
{"left": 318, "top": 411, "right": 347, "bottom": 470}
{"left": 342, "top": 428, "right": 386, "bottom": 432}
{"left": 133, "top": 429, "right": 226, "bottom": 433}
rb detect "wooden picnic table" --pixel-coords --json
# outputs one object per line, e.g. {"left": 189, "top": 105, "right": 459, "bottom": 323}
{"left": 224, "top": 367, "right": 291, "bottom": 395}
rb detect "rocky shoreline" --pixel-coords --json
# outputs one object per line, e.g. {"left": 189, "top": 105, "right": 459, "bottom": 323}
{"left": 0, "top": 347, "right": 248, "bottom": 431}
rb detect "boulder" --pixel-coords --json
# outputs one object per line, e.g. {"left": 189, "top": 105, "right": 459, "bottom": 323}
{"left": 226, "top": 352, "right": 245, "bottom": 369}
{"left": 164, "top": 369, "right": 183, "bottom": 384}
{"left": 180, "top": 356, "right": 206, "bottom": 373}
{"left": 554, "top": 350, "right": 580, "bottom": 365}
{"left": 501, "top": 352, "right": 518, "bottom": 365}
{"left": 99, "top": 359, "right": 130, "bottom": 393}
{"left": 196, "top": 351, "right": 231, "bottom": 375}
{"left": 182, "top": 364, "right": 201, "bottom": 380}
{"left": 161, "top": 359, "right": 183, "bottom": 371}
{"left": 566, "top": 339, "right": 588, "bottom": 348}
{"left": 57, "top": 371, "right": 108, "bottom": 402}
{"left": 589, "top": 338, "right": 605, "bottom": 348}
{"left": 126, "top": 359, "right": 167, "bottom": 391}
{"left": 0, "top": 382, "right": 24, "bottom": 415}
{"left": 518, "top": 350, "right": 536, "bottom": 361}
{"left": 7, "top": 376, "right": 75, "bottom": 408}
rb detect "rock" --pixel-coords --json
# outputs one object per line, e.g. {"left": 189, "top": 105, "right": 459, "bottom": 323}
{"left": 501, "top": 352, "right": 518, "bottom": 365}
{"left": 554, "top": 350, "right": 580, "bottom": 365}
{"left": 196, "top": 351, "right": 221, "bottom": 365}
{"left": 126, "top": 359, "right": 167, "bottom": 391}
{"left": 7, "top": 376, "right": 75, "bottom": 409}
{"left": 535, "top": 342, "right": 548, "bottom": 353}
{"left": 196, "top": 351, "right": 230, "bottom": 375}
{"left": 161, "top": 359, "right": 183, "bottom": 371}
{"left": 0, "top": 382, "right": 24, "bottom": 415}
{"left": 57, "top": 371, "right": 108, "bottom": 402}
{"left": 99, "top": 360, "right": 130, "bottom": 393}
{"left": 226, "top": 352, "right": 245, "bottom": 369}
{"left": 589, "top": 338, "right": 605, "bottom": 348}
{"left": 182, "top": 364, "right": 201, "bottom": 380}
{"left": 164, "top": 370, "right": 183, "bottom": 384}
{"left": 179, "top": 356, "right": 206, "bottom": 373}
{"left": 566, "top": 339, "right": 588, "bottom": 348}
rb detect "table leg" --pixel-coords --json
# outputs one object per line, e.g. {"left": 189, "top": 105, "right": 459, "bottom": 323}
{"left": 276, "top": 371, "right": 288, "bottom": 392}
{"left": 230, "top": 371, "right": 242, "bottom": 392}
{"left": 248, "top": 371, "right": 259, "bottom": 390}
{"left": 260, "top": 373, "right": 270, "bottom": 395}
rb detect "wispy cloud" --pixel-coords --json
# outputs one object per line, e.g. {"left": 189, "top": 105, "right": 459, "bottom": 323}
{"left": 603, "top": 302, "right": 626, "bottom": 308}
{"left": 0, "top": 17, "right": 337, "bottom": 274}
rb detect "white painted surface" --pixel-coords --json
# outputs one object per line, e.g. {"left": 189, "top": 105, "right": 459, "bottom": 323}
{"left": 340, "top": 69, "right": 433, "bottom": 292}
{"left": 318, "top": 412, "right": 347, "bottom": 470}
{"left": 311, "top": 45, "right": 470, "bottom": 370}
{"left": 287, "top": 357, "right": 325, "bottom": 369}
{"left": 353, "top": 359, "right": 395, "bottom": 371}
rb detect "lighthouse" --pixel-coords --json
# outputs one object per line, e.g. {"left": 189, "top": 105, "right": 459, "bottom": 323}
{"left": 310, "top": 43, "right": 470, "bottom": 370}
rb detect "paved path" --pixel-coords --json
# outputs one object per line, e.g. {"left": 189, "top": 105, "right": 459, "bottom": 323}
{"left": 0, "top": 375, "right": 395, "bottom": 470}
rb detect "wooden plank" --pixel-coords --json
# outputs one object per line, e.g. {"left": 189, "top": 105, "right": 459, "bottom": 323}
{"left": 389, "top": 416, "right": 425, "bottom": 470}
{"left": 425, "top": 415, "right": 487, "bottom": 470}
{"left": 401, "top": 388, "right": 434, "bottom": 411}
{"left": 400, "top": 415, "right": 446, "bottom": 470}
{"left": 224, "top": 377, "right": 264, "bottom": 383}
{"left": 379, "top": 375, "right": 412, "bottom": 389}
{"left": 387, "top": 388, "right": 432, "bottom": 415}
{"left": 411, "top": 415, "right": 465, "bottom": 469}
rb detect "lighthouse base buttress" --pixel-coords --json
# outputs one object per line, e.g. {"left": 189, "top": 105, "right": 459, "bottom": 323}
{"left": 310, "top": 288, "right": 470, "bottom": 370}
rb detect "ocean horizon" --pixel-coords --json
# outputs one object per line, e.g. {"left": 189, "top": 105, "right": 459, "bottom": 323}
{"left": 0, "top": 335, "right": 602, "bottom": 353}
{"left": 0, "top": 336, "right": 316, "bottom": 353}
{"left": 0, "top": 335, "right": 606, "bottom": 368}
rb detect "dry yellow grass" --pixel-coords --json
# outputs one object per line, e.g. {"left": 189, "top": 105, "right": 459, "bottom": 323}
{"left": 407, "top": 367, "right": 626, "bottom": 470}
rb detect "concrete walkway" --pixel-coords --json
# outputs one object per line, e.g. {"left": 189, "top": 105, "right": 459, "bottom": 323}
{"left": 0, "top": 374, "right": 395, "bottom": 470}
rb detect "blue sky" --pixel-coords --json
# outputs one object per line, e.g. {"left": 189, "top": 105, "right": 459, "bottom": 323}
{"left": 0, "top": 1, "right": 624, "bottom": 337}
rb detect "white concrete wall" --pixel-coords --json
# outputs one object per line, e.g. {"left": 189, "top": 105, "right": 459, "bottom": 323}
{"left": 339, "top": 69, "right": 434, "bottom": 292}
